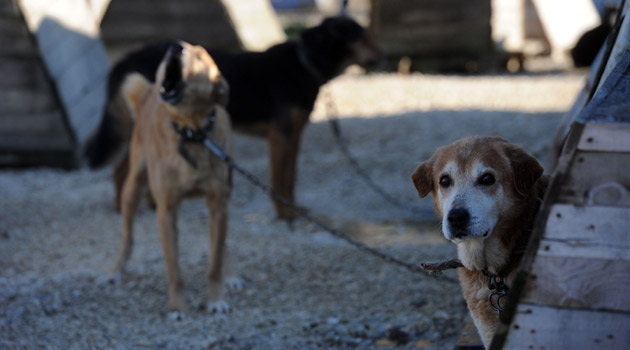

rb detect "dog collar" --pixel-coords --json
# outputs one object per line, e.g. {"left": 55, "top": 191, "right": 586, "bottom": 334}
{"left": 171, "top": 109, "right": 216, "bottom": 168}
{"left": 296, "top": 43, "right": 327, "bottom": 85}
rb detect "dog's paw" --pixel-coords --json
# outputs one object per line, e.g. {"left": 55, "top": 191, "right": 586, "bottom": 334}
{"left": 207, "top": 300, "right": 231, "bottom": 314}
{"left": 224, "top": 277, "right": 244, "bottom": 292}
{"left": 95, "top": 273, "right": 121, "bottom": 287}
{"left": 167, "top": 311, "right": 186, "bottom": 322}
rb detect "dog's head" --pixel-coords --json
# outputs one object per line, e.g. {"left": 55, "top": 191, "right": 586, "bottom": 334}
{"left": 411, "top": 136, "right": 543, "bottom": 271}
{"left": 300, "top": 16, "right": 383, "bottom": 76}
{"left": 155, "top": 42, "right": 229, "bottom": 126}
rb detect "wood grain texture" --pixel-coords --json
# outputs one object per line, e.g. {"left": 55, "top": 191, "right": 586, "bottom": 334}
{"left": 523, "top": 256, "right": 630, "bottom": 311}
{"left": 578, "top": 122, "right": 630, "bottom": 153}
{"left": 501, "top": 304, "right": 630, "bottom": 350}
{"left": 538, "top": 204, "right": 630, "bottom": 260}
{"left": 559, "top": 152, "right": 630, "bottom": 206}
{"left": 100, "top": 0, "right": 242, "bottom": 57}
{"left": 370, "top": 0, "right": 492, "bottom": 56}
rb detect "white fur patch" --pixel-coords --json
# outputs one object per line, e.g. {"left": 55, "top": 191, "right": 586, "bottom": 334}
{"left": 457, "top": 239, "right": 486, "bottom": 271}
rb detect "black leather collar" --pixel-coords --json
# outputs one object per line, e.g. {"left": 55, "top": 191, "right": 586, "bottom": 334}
{"left": 171, "top": 109, "right": 216, "bottom": 168}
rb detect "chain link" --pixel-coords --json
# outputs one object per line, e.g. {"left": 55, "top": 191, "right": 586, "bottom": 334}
{"left": 201, "top": 134, "right": 456, "bottom": 280}
{"left": 323, "top": 91, "right": 436, "bottom": 220}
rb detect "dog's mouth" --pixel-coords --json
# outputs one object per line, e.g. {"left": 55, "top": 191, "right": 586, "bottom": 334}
{"left": 448, "top": 230, "right": 490, "bottom": 242}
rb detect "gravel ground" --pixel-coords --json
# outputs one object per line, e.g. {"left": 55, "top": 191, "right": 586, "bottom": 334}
{"left": 0, "top": 72, "right": 584, "bottom": 349}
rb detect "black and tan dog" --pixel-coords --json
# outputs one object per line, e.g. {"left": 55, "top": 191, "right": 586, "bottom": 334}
{"left": 85, "top": 16, "right": 383, "bottom": 220}
{"left": 109, "top": 41, "right": 235, "bottom": 314}
{"left": 411, "top": 136, "right": 548, "bottom": 347}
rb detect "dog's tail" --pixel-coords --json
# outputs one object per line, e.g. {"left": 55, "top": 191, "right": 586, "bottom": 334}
{"left": 120, "top": 73, "right": 153, "bottom": 115}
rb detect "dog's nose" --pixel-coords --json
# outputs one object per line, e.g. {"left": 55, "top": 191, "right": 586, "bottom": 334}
{"left": 447, "top": 208, "right": 470, "bottom": 229}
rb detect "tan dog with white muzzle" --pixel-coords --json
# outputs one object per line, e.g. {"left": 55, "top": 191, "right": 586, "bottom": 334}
{"left": 108, "top": 41, "right": 236, "bottom": 316}
{"left": 411, "top": 136, "right": 548, "bottom": 348}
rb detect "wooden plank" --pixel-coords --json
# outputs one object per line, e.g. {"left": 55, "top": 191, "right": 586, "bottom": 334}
{"left": 0, "top": 32, "right": 38, "bottom": 57}
{"left": 0, "top": 15, "right": 29, "bottom": 37}
{"left": 0, "top": 88, "right": 57, "bottom": 113}
{"left": 0, "top": 0, "right": 19, "bottom": 17}
{"left": 523, "top": 256, "right": 630, "bottom": 312}
{"left": 0, "top": 135, "right": 72, "bottom": 150}
{"left": 559, "top": 152, "right": 630, "bottom": 206}
{"left": 538, "top": 204, "right": 630, "bottom": 260}
{"left": 371, "top": 0, "right": 492, "bottom": 56}
{"left": 0, "top": 57, "right": 48, "bottom": 88}
{"left": 103, "top": 0, "right": 225, "bottom": 18}
{"left": 0, "top": 111, "right": 69, "bottom": 138}
{"left": 538, "top": 237, "right": 629, "bottom": 260}
{"left": 596, "top": 0, "right": 630, "bottom": 92}
{"left": 0, "top": 146, "right": 75, "bottom": 169}
{"left": 578, "top": 122, "right": 630, "bottom": 152}
{"left": 101, "top": 19, "right": 240, "bottom": 46}
{"left": 502, "top": 304, "right": 630, "bottom": 349}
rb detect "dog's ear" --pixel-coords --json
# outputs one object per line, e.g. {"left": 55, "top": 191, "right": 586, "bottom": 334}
{"left": 411, "top": 160, "right": 434, "bottom": 198}
{"left": 506, "top": 145, "right": 544, "bottom": 196}
{"left": 159, "top": 45, "right": 185, "bottom": 104}
{"left": 216, "top": 76, "right": 229, "bottom": 107}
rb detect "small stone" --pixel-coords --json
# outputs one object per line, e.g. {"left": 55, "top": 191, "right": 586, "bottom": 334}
{"left": 433, "top": 310, "right": 449, "bottom": 320}
{"left": 201, "top": 336, "right": 218, "bottom": 348}
{"left": 326, "top": 317, "right": 340, "bottom": 325}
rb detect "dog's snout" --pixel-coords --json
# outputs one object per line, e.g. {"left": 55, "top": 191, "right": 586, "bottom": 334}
{"left": 447, "top": 208, "right": 470, "bottom": 228}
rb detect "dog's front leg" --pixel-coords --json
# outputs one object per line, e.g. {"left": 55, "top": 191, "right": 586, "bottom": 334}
{"left": 205, "top": 194, "right": 230, "bottom": 313}
{"left": 155, "top": 193, "right": 187, "bottom": 313}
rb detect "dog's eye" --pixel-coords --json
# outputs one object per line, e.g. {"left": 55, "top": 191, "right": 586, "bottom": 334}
{"left": 439, "top": 175, "right": 452, "bottom": 188}
{"left": 478, "top": 173, "right": 496, "bottom": 186}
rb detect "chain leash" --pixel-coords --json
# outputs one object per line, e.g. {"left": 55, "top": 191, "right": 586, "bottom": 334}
{"left": 322, "top": 91, "right": 435, "bottom": 220}
{"left": 201, "top": 134, "right": 456, "bottom": 281}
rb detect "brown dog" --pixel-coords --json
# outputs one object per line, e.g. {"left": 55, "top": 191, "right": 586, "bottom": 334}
{"left": 85, "top": 17, "right": 383, "bottom": 221}
{"left": 411, "top": 136, "right": 547, "bottom": 347}
{"left": 109, "top": 42, "right": 235, "bottom": 315}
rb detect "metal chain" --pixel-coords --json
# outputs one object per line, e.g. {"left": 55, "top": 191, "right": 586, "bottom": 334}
{"left": 201, "top": 136, "right": 456, "bottom": 281}
{"left": 322, "top": 91, "right": 436, "bottom": 220}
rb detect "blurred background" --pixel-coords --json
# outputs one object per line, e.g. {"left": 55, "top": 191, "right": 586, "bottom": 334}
{"left": 0, "top": 0, "right": 621, "bottom": 167}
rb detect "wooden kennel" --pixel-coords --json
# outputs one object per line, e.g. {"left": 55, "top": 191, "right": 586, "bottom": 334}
{"left": 490, "top": 1, "right": 630, "bottom": 348}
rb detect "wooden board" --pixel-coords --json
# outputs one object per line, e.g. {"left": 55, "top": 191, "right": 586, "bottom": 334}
{"left": 501, "top": 304, "right": 630, "bottom": 349}
{"left": 558, "top": 152, "right": 630, "bottom": 207}
{"left": 0, "top": 0, "right": 74, "bottom": 167}
{"left": 538, "top": 204, "right": 630, "bottom": 260}
{"left": 596, "top": 0, "right": 630, "bottom": 92}
{"left": 578, "top": 122, "right": 630, "bottom": 152}
{"left": 522, "top": 256, "right": 630, "bottom": 312}
{"left": 101, "top": 0, "right": 242, "bottom": 62}
{"left": 370, "top": 0, "right": 492, "bottom": 57}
